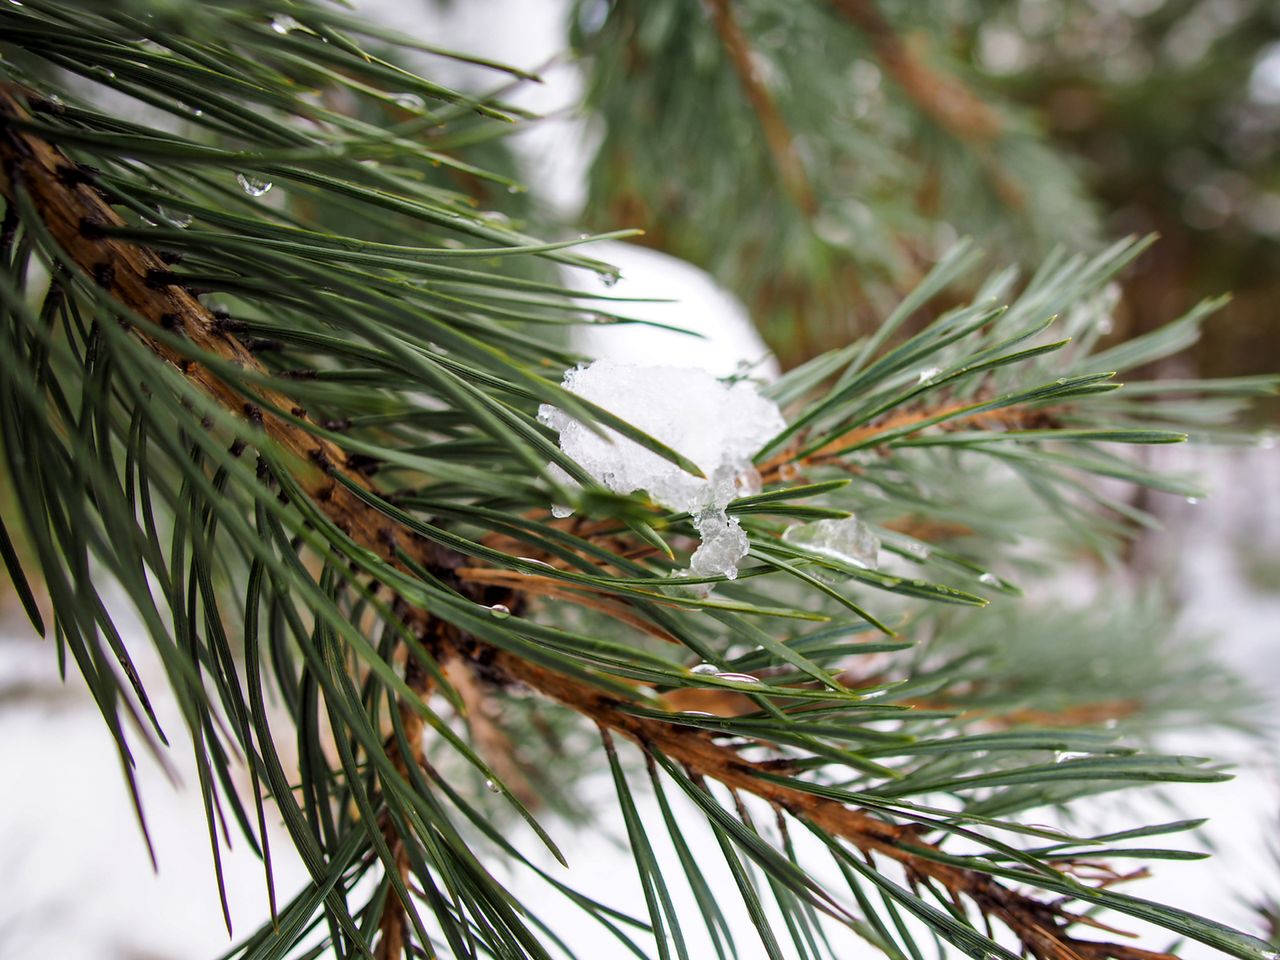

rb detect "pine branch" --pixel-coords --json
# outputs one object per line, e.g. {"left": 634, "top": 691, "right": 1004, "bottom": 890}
{"left": 2, "top": 10, "right": 1276, "bottom": 959}
{"left": 0, "top": 83, "right": 1253, "bottom": 960}
{"left": 0, "top": 81, "right": 489, "bottom": 952}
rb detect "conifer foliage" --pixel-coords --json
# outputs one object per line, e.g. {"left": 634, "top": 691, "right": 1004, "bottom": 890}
{"left": 0, "top": 3, "right": 1276, "bottom": 960}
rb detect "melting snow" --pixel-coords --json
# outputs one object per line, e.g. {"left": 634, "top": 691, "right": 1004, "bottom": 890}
{"left": 538, "top": 359, "right": 785, "bottom": 578}
{"left": 782, "top": 516, "right": 880, "bottom": 572}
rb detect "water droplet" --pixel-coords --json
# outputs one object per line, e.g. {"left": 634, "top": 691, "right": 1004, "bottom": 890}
{"left": 157, "top": 206, "right": 191, "bottom": 228}
{"left": 489, "top": 603, "right": 511, "bottom": 619}
{"left": 517, "top": 556, "right": 552, "bottom": 569}
{"left": 690, "top": 662, "right": 719, "bottom": 676}
{"left": 734, "top": 468, "right": 763, "bottom": 497}
{"left": 506, "top": 184, "right": 526, "bottom": 194}
{"left": 598, "top": 271, "right": 620, "bottom": 288}
{"left": 916, "top": 366, "right": 942, "bottom": 385}
{"left": 484, "top": 778, "right": 501, "bottom": 794}
{"left": 978, "top": 572, "right": 998, "bottom": 586}
{"left": 1258, "top": 433, "right": 1276, "bottom": 450}
{"left": 1104, "top": 718, "right": 1119, "bottom": 730}
{"left": 680, "top": 710, "right": 716, "bottom": 718}
{"left": 191, "top": 108, "right": 203, "bottom": 118}
{"left": 236, "top": 173, "right": 273, "bottom": 197}
{"left": 1054, "top": 750, "right": 1090, "bottom": 763}
{"left": 551, "top": 503, "right": 574, "bottom": 519}
{"left": 1025, "top": 823, "right": 1072, "bottom": 840}
{"left": 270, "top": 14, "right": 301, "bottom": 34}
{"left": 392, "top": 92, "right": 424, "bottom": 110}
{"left": 1185, "top": 496, "right": 1200, "bottom": 505}
{"left": 904, "top": 541, "right": 931, "bottom": 560}
{"left": 813, "top": 208, "right": 856, "bottom": 247}
{"left": 782, "top": 516, "right": 880, "bottom": 573}
{"left": 578, "top": 0, "right": 609, "bottom": 33}
{"left": 716, "top": 672, "right": 762, "bottom": 685}
{"left": 778, "top": 463, "right": 800, "bottom": 482}
{"left": 96, "top": 67, "right": 116, "bottom": 80}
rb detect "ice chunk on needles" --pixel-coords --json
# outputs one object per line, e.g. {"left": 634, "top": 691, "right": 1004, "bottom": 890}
{"left": 782, "top": 516, "right": 880, "bottom": 572}
{"left": 538, "top": 360, "right": 785, "bottom": 579}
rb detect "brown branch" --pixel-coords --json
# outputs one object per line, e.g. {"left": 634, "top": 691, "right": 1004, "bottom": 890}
{"left": 758, "top": 398, "right": 1059, "bottom": 484}
{"left": 376, "top": 657, "right": 430, "bottom": 959}
{"left": 444, "top": 654, "right": 541, "bottom": 809}
{"left": 829, "top": 0, "right": 1028, "bottom": 211}
{"left": 0, "top": 87, "right": 1165, "bottom": 960}
{"left": 830, "top": 0, "right": 1001, "bottom": 142}
{"left": 662, "top": 678, "right": 1141, "bottom": 733}
{"left": 455, "top": 566, "right": 682, "bottom": 644}
{"left": 707, "top": 0, "right": 817, "bottom": 216}
{"left": 471, "top": 647, "right": 1166, "bottom": 960}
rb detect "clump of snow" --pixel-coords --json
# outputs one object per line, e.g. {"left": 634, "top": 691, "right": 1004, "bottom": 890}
{"left": 562, "top": 241, "right": 781, "bottom": 380}
{"left": 538, "top": 359, "right": 786, "bottom": 579}
{"left": 688, "top": 509, "right": 750, "bottom": 578}
{"left": 782, "top": 516, "right": 880, "bottom": 573}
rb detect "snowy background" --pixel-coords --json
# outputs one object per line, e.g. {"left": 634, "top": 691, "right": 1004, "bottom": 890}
{"left": 1, "top": 1, "right": 1278, "bottom": 958}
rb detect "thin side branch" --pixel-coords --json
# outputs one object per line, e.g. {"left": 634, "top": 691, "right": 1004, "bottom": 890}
{"left": 758, "top": 400, "right": 1056, "bottom": 483}
{"left": 829, "top": 0, "right": 1027, "bottom": 210}
{"left": 829, "top": 0, "right": 1001, "bottom": 142}
{"left": 707, "top": 0, "right": 817, "bottom": 216}
{"left": 376, "top": 659, "right": 429, "bottom": 960}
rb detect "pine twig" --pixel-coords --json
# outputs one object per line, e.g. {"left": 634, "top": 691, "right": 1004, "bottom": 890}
{"left": 829, "top": 0, "right": 1027, "bottom": 210}
{"left": 445, "top": 654, "right": 541, "bottom": 809}
{"left": 758, "top": 399, "right": 1057, "bottom": 483}
{"left": 829, "top": 0, "right": 1001, "bottom": 142}
{"left": 707, "top": 0, "right": 817, "bottom": 216}
{"left": 375, "top": 654, "right": 429, "bottom": 960}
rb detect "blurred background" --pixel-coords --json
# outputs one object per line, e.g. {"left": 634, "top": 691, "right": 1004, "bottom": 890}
{"left": 1, "top": 0, "right": 1277, "bottom": 956}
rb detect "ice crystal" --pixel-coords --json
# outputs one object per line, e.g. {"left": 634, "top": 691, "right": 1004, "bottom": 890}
{"left": 782, "top": 516, "right": 880, "bottom": 571}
